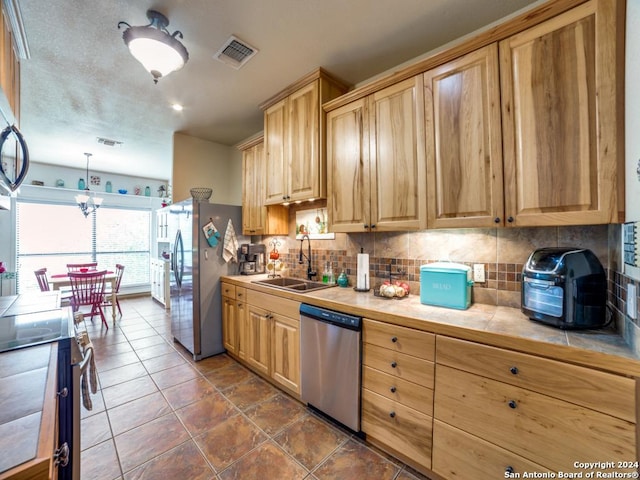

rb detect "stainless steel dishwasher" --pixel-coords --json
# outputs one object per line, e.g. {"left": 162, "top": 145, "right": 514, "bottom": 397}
{"left": 300, "top": 303, "right": 362, "bottom": 432}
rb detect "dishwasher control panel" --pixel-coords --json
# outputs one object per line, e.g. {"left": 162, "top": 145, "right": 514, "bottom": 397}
{"left": 300, "top": 304, "right": 361, "bottom": 330}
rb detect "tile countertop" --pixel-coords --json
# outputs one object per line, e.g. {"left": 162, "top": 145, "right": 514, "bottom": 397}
{"left": 223, "top": 274, "right": 640, "bottom": 378}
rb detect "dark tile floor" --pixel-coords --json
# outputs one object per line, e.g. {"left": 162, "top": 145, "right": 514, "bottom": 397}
{"left": 80, "top": 297, "right": 431, "bottom": 480}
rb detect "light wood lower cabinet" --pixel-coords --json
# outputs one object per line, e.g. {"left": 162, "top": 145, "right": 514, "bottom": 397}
{"left": 432, "top": 420, "right": 548, "bottom": 479}
{"left": 221, "top": 283, "right": 246, "bottom": 360}
{"left": 361, "top": 319, "right": 434, "bottom": 472}
{"left": 433, "top": 336, "right": 638, "bottom": 477}
{"left": 242, "top": 290, "right": 301, "bottom": 396}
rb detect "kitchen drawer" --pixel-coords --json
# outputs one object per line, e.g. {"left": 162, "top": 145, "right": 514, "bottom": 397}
{"left": 221, "top": 282, "right": 236, "bottom": 299}
{"left": 236, "top": 287, "right": 246, "bottom": 302}
{"left": 247, "top": 289, "right": 300, "bottom": 319}
{"left": 434, "top": 364, "right": 637, "bottom": 472}
{"left": 363, "top": 319, "right": 434, "bottom": 361}
{"left": 432, "top": 420, "right": 548, "bottom": 479}
{"left": 362, "top": 388, "right": 432, "bottom": 469}
{"left": 436, "top": 336, "right": 636, "bottom": 422}
{"left": 363, "top": 343, "right": 434, "bottom": 387}
{"left": 363, "top": 365, "right": 433, "bottom": 416}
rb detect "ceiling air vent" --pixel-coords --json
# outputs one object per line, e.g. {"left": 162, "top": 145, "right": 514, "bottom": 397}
{"left": 214, "top": 35, "right": 258, "bottom": 69}
{"left": 96, "top": 137, "right": 123, "bottom": 147}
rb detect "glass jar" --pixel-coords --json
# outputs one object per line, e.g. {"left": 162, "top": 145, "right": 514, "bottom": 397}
{"left": 337, "top": 271, "right": 348, "bottom": 287}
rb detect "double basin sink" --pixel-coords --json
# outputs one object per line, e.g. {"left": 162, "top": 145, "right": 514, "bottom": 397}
{"left": 252, "top": 277, "right": 335, "bottom": 293}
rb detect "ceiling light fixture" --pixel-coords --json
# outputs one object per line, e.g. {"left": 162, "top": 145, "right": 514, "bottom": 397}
{"left": 118, "top": 10, "right": 189, "bottom": 84}
{"left": 171, "top": 103, "right": 184, "bottom": 112}
{"left": 75, "top": 153, "right": 103, "bottom": 217}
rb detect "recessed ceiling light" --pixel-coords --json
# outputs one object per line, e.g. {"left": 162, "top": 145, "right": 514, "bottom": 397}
{"left": 171, "top": 103, "right": 184, "bottom": 112}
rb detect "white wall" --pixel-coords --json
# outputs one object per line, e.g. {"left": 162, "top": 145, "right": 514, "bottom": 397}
{"left": 172, "top": 133, "right": 242, "bottom": 205}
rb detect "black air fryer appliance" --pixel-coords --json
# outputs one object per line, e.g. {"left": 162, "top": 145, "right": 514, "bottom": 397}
{"left": 521, "top": 247, "right": 607, "bottom": 329}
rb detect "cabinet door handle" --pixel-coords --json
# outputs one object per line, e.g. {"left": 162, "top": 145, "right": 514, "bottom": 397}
{"left": 494, "top": 217, "right": 501, "bottom": 223}
{"left": 364, "top": 224, "right": 369, "bottom": 229}
{"left": 391, "top": 336, "right": 398, "bottom": 343}
{"left": 237, "top": 292, "right": 243, "bottom": 297}
{"left": 391, "top": 361, "right": 397, "bottom": 368}
{"left": 510, "top": 366, "right": 519, "bottom": 375}
{"left": 390, "top": 386, "right": 397, "bottom": 393}
{"left": 370, "top": 224, "right": 376, "bottom": 229}
{"left": 389, "top": 411, "right": 396, "bottom": 418}
{"left": 507, "top": 216, "right": 514, "bottom": 223}
{"left": 508, "top": 400, "right": 517, "bottom": 409}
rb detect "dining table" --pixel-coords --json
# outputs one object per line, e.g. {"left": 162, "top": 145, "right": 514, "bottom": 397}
{"left": 50, "top": 271, "right": 118, "bottom": 325}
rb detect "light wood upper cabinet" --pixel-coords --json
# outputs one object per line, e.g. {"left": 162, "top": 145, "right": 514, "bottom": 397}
{"left": 238, "top": 136, "right": 288, "bottom": 236}
{"left": 326, "top": 98, "right": 370, "bottom": 232}
{"left": 261, "top": 68, "right": 349, "bottom": 205}
{"left": 424, "top": 44, "right": 504, "bottom": 228}
{"left": 0, "top": 5, "right": 20, "bottom": 122}
{"left": 499, "top": 0, "right": 623, "bottom": 226}
{"left": 327, "top": 77, "right": 426, "bottom": 232}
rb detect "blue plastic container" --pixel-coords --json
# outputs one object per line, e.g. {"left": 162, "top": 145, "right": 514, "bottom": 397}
{"left": 420, "top": 262, "right": 473, "bottom": 310}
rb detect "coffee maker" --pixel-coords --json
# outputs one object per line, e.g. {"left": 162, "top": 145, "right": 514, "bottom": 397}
{"left": 239, "top": 243, "right": 266, "bottom": 275}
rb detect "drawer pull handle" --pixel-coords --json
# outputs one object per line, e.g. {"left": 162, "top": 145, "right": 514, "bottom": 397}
{"left": 510, "top": 366, "right": 519, "bottom": 375}
{"left": 389, "top": 411, "right": 396, "bottom": 418}
{"left": 391, "top": 336, "right": 398, "bottom": 343}
{"left": 391, "top": 361, "right": 397, "bottom": 368}
{"left": 390, "top": 386, "right": 397, "bottom": 393}
{"left": 508, "top": 400, "right": 517, "bottom": 409}
{"left": 506, "top": 466, "right": 515, "bottom": 475}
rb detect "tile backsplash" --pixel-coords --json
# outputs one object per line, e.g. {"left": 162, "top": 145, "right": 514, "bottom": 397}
{"left": 258, "top": 206, "right": 640, "bottom": 353}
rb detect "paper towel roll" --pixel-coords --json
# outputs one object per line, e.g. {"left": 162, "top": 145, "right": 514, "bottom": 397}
{"left": 357, "top": 253, "right": 369, "bottom": 290}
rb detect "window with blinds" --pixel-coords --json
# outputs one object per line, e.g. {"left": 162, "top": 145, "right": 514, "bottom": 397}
{"left": 16, "top": 202, "right": 151, "bottom": 293}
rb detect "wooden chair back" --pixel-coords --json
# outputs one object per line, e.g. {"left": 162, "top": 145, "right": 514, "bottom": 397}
{"left": 34, "top": 268, "right": 50, "bottom": 292}
{"left": 67, "top": 262, "right": 98, "bottom": 272}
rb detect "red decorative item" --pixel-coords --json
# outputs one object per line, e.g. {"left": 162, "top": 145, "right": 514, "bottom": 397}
{"left": 269, "top": 248, "right": 279, "bottom": 260}
{"left": 0, "top": 262, "right": 5, "bottom": 274}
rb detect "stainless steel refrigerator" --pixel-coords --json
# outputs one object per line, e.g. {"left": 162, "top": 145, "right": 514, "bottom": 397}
{"left": 168, "top": 199, "right": 244, "bottom": 360}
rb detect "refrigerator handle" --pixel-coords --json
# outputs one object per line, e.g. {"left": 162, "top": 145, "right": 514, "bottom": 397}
{"left": 174, "top": 229, "right": 183, "bottom": 288}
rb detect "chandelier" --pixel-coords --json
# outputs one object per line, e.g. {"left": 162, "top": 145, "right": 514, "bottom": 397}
{"left": 75, "top": 153, "right": 103, "bottom": 217}
{"left": 118, "top": 10, "right": 189, "bottom": 84}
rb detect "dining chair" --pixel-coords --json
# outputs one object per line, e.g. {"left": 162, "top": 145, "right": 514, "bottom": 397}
{"left": 34, "top": 268, "right": 73, "bottom": 305}
{"left": 102, "top": 264, "right": 125, "bottom": 316}
{"left": 67, "top": 262, "right": 98, "bottom": 272}
{"left": 69, "top": 270, "right": 108, "bottom": 329}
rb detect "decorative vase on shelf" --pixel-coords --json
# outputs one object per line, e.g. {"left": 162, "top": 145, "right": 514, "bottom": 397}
{"left": 337, "top": 271, "right": 349, "bottom": 287}
{"left": 105, "top": 181, "right": 112, "bottom": 193}
{"left": 78, "top": 178, "right": 85, "bottom": 190}
{"left": 145, "top": 186, "right": 151, "bottom": 197}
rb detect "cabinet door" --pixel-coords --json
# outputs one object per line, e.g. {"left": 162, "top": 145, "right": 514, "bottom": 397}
{"left": 288, "top": 80, "right": 321, "bottom": 202}
{"left": 242, "top": 142, "right": 267, "bottom": 235}
{"left": 270, "top": 313, "right": 300, "bottom": 394}
{"left": 236, "top": 299, "right": 247, "bottom": 361}
{"left": 221, "top": 295, "right": 237, "bottom": 356}
{"left": 500, "top": 0, "right": 622, "bottom": 226}
{"left": 424, "top": 44, "right": 504, "bottom": 228}
{"left": 369, "top": 76, "right": 427, "bottom": 231}
{"left": 326, "top": 98, "right": 370, "bottom": 232}
{"left": 264, "top": 99, "right": 288, "bottom": 205}
{"left": 245, "top": 305, "right": 271, "bottom": 375}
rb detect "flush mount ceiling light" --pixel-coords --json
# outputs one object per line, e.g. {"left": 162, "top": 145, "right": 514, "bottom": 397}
{"left": 118, "top": 10, "right": 189, "bottom": 84}
{"left": 75, "top": 153, "right": 103, "bottom": 217}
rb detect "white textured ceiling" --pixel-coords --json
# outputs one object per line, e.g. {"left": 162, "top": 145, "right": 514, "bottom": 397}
{"left": 16, "top": 0, "right": 539, "bottom": 180}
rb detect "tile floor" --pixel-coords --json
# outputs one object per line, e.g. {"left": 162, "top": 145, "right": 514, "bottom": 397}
{"left": 80, "top": 297, "right": 431, "bottom": 480}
